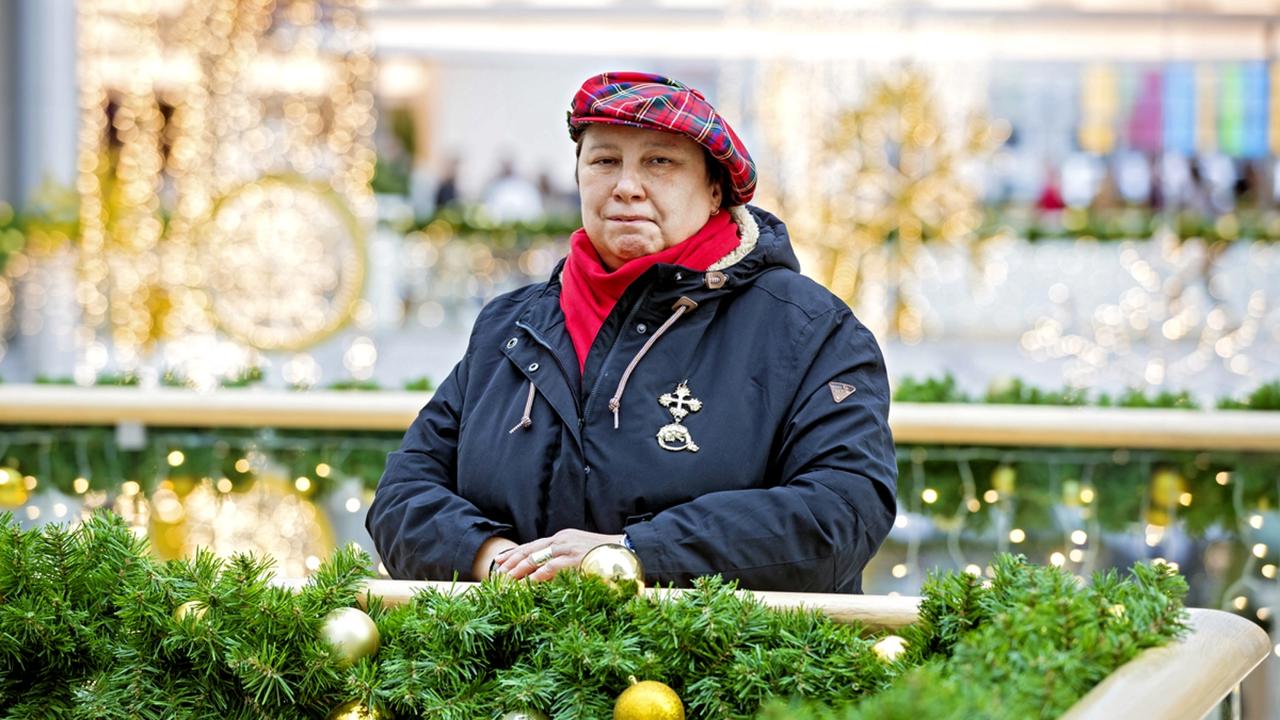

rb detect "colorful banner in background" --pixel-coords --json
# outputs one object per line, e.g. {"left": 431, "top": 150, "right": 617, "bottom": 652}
{"left": 1163, "top": 63, "right": 1196, "bottom": 156}
{"left": 1195, "top": 64, "right": 1218, "bottom": 154}
{"left": 1237, "top": 62, "right": 1268, "bottom": 159}
{"left": 1128, "top": 70, "right": 1162, "bottom": 154}
{"left": 1219, "top": 64, "right": 1244, "bottom": 157}
{"left": 1270, "top": 61, "right": 1280, "bottom": 157}
{"left": 1079, "top": 64, "right": 1118, "bottom": 154}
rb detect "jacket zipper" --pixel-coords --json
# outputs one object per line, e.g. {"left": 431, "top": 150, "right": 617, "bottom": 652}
{"left": 582, "top": 288, "right": 651, "bottom": 424}
{"left": 514, "top": 319, "right": 582, "bottom": 420}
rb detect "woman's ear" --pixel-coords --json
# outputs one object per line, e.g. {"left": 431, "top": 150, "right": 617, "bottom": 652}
{"left": 709, "top": 181, "right": 722, "bottom": 212}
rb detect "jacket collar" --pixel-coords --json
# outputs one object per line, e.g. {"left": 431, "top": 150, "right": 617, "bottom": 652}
{"left": 521, "top": 204, "right": 798, "bottom": 329}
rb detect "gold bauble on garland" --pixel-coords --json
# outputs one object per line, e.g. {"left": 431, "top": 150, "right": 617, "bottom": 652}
{"left": 1146, "top": 467, "right": 1188, "bottom": 527}
{"left": 173, "top": 600, "right": 207, "bottom": 623}
{"left": 326, "top": 700, "right": 386, "bottom": 720}
{"left": 500, "top": 711, "right": 550, "bottom": 720}
{"left": 0, "top": 468, "right": 29, "bottom": 507}
{"left": 320, "top": 607, "right": 380, "bottom": 666}
{"left": 614, "top": 676, "right": 684, "bottom": 720}
{"left": 991, "top": 465, "right": 1017, "bottom": 497}
{"left": 872, "top": 634, "right": 908, "bottom": 662}
{"left": 580, "top": 543, "right": 645, "bottom": 594}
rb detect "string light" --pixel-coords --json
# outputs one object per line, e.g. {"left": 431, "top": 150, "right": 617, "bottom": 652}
{"left": 76, "top": 0, "right": 377, "bottom": 375}
{"left": 1021, "top": 232, "right": 1270, "bottom": 390}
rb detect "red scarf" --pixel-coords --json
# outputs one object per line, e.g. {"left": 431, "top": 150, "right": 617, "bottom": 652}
{"left": 560, "top": 212, "right": 739, "bottom": 372}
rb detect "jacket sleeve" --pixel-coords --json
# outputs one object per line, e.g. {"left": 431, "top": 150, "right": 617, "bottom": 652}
{"left": 365, "top": 349, "right": 514, "bottom": 581}
{"left": 623, "top": 309, "right": 897, "bottom": 593}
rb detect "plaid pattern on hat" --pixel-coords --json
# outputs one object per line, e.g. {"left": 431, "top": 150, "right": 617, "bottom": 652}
{"left": 568, "top": 71, "right": 756, "bottom": 206}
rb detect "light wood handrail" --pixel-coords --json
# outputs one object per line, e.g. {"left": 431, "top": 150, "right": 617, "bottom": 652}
{"left": 1062, "top": 608, "right": 1269, "bottom": 720}
{"left": 3, "top": 385, "right": 1279, "bottom": 450}
{"left": 276, "top": 579, "right": 1269, "bottom": 719}
{"left": 273, "top": 578, "right": 925, "bottom": 628}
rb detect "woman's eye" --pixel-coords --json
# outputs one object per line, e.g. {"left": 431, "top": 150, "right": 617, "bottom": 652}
{"left": 650, "top": 157, "right": 672, "bottom": 165}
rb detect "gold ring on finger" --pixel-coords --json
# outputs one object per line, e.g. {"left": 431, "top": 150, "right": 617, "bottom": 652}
{"left": 530, "top": 548, "right": 554, "bottom": 566}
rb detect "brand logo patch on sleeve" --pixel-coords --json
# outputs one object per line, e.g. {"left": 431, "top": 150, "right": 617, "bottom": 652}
{"left": 828, "top": 382, "right": 856, "bottom": 403}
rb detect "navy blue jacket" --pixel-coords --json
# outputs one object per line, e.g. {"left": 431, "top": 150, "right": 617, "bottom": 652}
{"left": 367, "top": 206, "right": 897, "bottom": 592}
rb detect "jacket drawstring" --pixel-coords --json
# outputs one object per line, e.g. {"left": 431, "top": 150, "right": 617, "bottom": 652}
{"left": 608, "top": 296, "right": 698, "bottom": 429}
{"left": 508, "top": 380, "right": 537, "bottom": 433}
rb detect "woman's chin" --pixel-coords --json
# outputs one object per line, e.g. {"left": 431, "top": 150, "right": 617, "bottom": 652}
{"left": 604, "top": 235, "right": 663, "bottom": 263}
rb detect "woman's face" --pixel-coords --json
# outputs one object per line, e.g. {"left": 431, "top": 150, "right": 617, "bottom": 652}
{"left": 577, "top": 124, "right": 722, "bottom": 271}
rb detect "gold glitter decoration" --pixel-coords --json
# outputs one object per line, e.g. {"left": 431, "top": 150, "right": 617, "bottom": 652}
{"left": 325, "top": 700, "right": 386, "bottom": 720}
{"left": 76, "top": 0, "right": 376, "bottom": 366}
{"left": 762, "top": 65, "right": 1008, "bottom": 342}
{"left": 613, "top": 677, "right": 684, "bottom": 720}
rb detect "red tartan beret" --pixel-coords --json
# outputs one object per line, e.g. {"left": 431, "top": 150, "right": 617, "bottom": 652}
{"left": 568, "top": 71, "right": 756, "bottom": 206}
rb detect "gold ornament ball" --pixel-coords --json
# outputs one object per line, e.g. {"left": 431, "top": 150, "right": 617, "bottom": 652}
{"left": 580, "top": 543, "right": 645, "bottom": 593}
{"left": 500, "top": 711, "right": 550, "bottom": 720}
{"left": 321, "top": 607, "right": 380, "bottom": 666}
{"left": 326, "top": 700, "right": 385, "bottom": 720}
{"left": 173, "top": 600, "right": 208, "bottom": 622}
{"left": 991, "top": 465, "right": 1017, "bottom": 496}
{"left": 614, "top": 678, "right": 684, "bottom": 720}
{"left": 872, "top": 634, "right": 908, "bottom": 662}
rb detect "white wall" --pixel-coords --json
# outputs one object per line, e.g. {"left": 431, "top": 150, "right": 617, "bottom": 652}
{"left": 421, "top": 56, "right": 727, "bottom": 201}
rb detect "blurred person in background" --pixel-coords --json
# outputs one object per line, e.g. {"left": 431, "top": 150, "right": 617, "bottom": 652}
{"left": 368, "top": 72, "right": 897, "bottom": 593}
{"left": 483, "top": 156, "right": 543, "bottom": 223}
{"left": 433, "top": 155, "right": 462, "bottom": 211}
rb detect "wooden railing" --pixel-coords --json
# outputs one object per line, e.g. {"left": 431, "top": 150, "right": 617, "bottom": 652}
{"left": 273, "top": 579, "right": 1271, "bottom": 720}
{"left": 3, "top": 385, "right": 1280, "bottom": 450}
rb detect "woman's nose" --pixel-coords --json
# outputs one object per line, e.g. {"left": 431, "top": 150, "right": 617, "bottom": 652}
{"left": 612, "top": 166, "right": 644, "bottom": 200}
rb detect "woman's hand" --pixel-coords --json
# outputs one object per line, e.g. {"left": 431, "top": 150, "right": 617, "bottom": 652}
{"left": 472, "top": 535, "right": 518, "bottom": 580}
{"left": 493, "top": 529, "right": 626, "bottom": 582}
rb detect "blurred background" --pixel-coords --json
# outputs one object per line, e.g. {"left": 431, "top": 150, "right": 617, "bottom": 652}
{"left": 1, "top": 0, "right": 1279, "bottom": 714}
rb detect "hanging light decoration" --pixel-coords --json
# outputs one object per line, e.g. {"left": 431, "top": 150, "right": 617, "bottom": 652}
{"left": 76, "top": 0, "right": 376, "bottom": 376}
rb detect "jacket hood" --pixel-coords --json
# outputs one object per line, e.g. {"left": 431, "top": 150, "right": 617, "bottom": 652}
{"left": 713, "top": 205, "right": 800, "bottom": 282}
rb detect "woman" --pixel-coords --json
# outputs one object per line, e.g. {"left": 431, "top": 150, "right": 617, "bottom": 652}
{"left": 367, "top": 72, "right": 897, "bottom": 593}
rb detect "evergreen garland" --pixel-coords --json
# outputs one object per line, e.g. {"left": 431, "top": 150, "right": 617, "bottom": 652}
{"left": 761, "top": 556, "right": 1188, "bottom": 719}
{"left": 1, "top": 513, "right": 1188, "bottom": 719}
